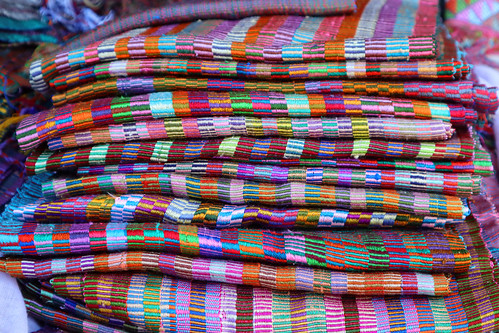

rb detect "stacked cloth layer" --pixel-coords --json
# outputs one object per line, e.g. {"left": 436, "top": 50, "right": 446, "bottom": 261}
{"left": 2, "top": 0, "right": 499, "bottom": 331}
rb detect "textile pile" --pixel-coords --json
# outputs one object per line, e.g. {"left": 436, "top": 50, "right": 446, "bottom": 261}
{"left": 1, "top": 0, "right": 499, "bottom": 331}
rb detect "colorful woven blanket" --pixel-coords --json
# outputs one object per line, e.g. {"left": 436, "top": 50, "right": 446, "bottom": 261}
{"left": 25, "top": 131, "right": 476, "bottom": 175}
{"left": 74, "top": 160, "right": 481, "bottom": 197}
{"left": 41, "top": 173, "right": 469, "bottom": 218}
{"left": 0, "top": 222, "right": 471, "bottom": 273}
{"left": 2, "top": 252, "right": 453, "bottom": 296}
{"left": 46, "top": 117, "right": 455, "bottom": 151}
{"left": 29, "top": 0, "right": 437, "bottom": 93}
{"left": 44, "top": 77, "right": 499, "bottom": 112}
{"left": 16, "top": 91, "right": 476, "bottom": 151}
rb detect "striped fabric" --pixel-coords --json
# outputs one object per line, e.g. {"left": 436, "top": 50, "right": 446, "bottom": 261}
{"left": 45, "top": 57, "right": 470, "bottom": 107}
{"left": 30, "top": 0, "right": 437, "bottom": 93}
{"left": 9, "top": 194, "right": 457, "bottom": 229}
{"left": 37, "top": 75, "right": 499, "bottom": 112}
{"left": 49, "top": 273, "right": 468, "bottom": 333}
{"left": 75, "top": 160, "right": 482, "bottom": 197}
{"left": 0, "top": 223, "right": 471, "bottom": 273}
{"left": 24, "top": 298, "right": 126, "bottom": 333}
{"left": 21, "top": 281, "right": 140, "bottom": 332}
{"left": 16, "top": 91, "right": 476, "bottom": 151}
{"left": 25, "top": 132, "right": 476, "bottom": 175}
{"left": 41, "top": 173, "right": 469, "bottom": 218}
{"left": 46, "top": 117, "right": 455, "bottom": 151}
{"left": 2, "top": 252, "right": 452, "bottom": 296}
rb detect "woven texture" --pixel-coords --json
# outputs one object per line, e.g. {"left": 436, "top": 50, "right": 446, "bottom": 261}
{"left": 25, "top": 131, "right": 476, "bottom": 175}
{"left": 46, "top": 116, "right": 455, "bottom": 151}
{"left": 43, "top": 57, "right": 470, "bottom": 106}
{"left": 9, "top": 194, "right": 457, "bottom": 229}
{"left": 75, "top": 160, "right": 481, "bottom": 197}
{"left": 30, "top": 0, "right": 438, "bottom": 93}
{"left": 39, "top": 76, "right": 499, "bottom": 112}
{"left": 1, "top": 252, "right": 452, "bottom": 296}
{"left": 41, "top": 173, "right": 469, "bottom": 218}
{"left": 0, "top": 223, "right": 471, "bottom": 273}
{"left": 16, "top": 91, "right": 476, "bottom": 151}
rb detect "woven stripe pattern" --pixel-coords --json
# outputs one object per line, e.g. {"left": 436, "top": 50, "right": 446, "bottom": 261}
{"left": 46, "top": 116, "right": 454, "bottom": 151}
{"left": 25, "top": 132, "right": 476, "bottom": 175}
{"left": 2, "top": 252, "right": 452, "bottom": 296}
{"left": 45, "top": 57, "right": 470, "bottom": 107}
{"left": 75, "top": 160, "right": 481, "bottom": 197}
{"left": 0, "top": 222, "right": 471, "bottom": 273}
{"left": 10, "top": 194, "right": 456, "bottom": 229}
{"left": 41, "top": 173, "right": 469, "bottom": 218}
{"left": 49, "top": 272, "right": 468, "bottom": 333}
{"left": 30, "top": 0, "right": 437, "bottom": 93}
{"left": 16, "top": 91, "right": 475, "bottom": 151}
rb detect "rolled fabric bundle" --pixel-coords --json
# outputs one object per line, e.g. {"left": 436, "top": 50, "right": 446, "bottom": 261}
{"left": 16, "top": 91, "right": 476, "bottom": 151}
{"left": 46, "top": 117, "right": 455, "bottom": 151}
{"left": 41, "top": 173, "right": 470, "bottom": 219}
{"left": 0, "top": 222, "right": 472, "bottom": 273}
{"left": 25, "top": 131, "right": 476, "bottom": 175}
{"left": 74, "top": 160, "right": 482, "bottom": 197}
{"left": 2, "top": 252, "right": 453, "bottom": 296}
{"left": 8, "top": 194, "right": 457, "bottom": 229}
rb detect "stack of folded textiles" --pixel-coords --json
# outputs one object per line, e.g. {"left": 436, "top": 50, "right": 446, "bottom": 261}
{"left": 1, "top": 0, "right": 499, "bottom": 331}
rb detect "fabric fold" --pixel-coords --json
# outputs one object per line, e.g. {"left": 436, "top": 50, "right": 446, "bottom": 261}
{"left": 1, "top": 252, "right": 453, "bottom": 296}
{"left": 0, "top": 223, "right": 471, "bottom": 274}
{"left": 41, "top": 173, "right": 469, "bottom": 218}
{"left": 16, "top": 91, "right": 476, "bottom": 151}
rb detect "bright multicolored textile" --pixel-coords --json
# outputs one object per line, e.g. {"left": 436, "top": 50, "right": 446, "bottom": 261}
{"left": 47, "top": 272, "right": 470, "bottom": 333}
{"left": 16, "top": 91, "right": 476, "bottom": 151}
{"left": 46, "top": 117, "right": 455, "bottom": 151}
{"left": 9, "top": 194, "right": 457, "bottom": 229}
{"left": 75, "top": 160, "right": 481, "bottom": 197}
{"left": 42, "top": 76, "right": 499, "bottom": 112}
{"left": 42, "top": 57, "right": 471, "bottom": 105}
{"left": 40, "top": 218, "right": 499, "bottom": 333}
{"left": 25, "top": 132, "right": 476, "bottom": 175}
{"left": 0, "top": 222, "right": 471, "bottom": 273}
{"left": 20, "top": 281, "right": 141, "bottom": 332}
{"left": 41, "top": 173, "right": 469, "bottom": 218}
{"left": 24, "top": 298, "right": 127, "bottom": 333}
{"left": 2, "top": 252, "right": 452, "bottom": 296}
{"left": 30, "top": 0, "right": 438, "bottom": 93}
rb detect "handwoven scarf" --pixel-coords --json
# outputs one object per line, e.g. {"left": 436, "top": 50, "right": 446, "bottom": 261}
{"left": 41, "top": 173, "right": 469, "bottom": 218}
{"left": 45, "top": 77, "right": 499, "bottom": 113}
{"left": 1, "top": 252, "right": 452, "bottom": 296}
{"left": 9, "top": 194, "right": 457, "bottom": 229}
{"left": 46, "top": 117, "right": 455, "bottom": 151}
{"left": 25, "top": 131, "right": 476, "bottom": 175}
{"left": 74, "top": 160, "right": 482, "bottom": 197}
{"left": 0, "top": 222, "right": 471, "bottom": 273}
{"left": 16, "top": 91, "right": 476, "bottom": 151}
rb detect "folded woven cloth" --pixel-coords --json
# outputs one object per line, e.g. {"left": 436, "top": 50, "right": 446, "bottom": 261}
{"left": 30, "top": 0, "right": 436, "bottom": 93}
{"left": 46, "top": 57, "right": 470, "bottom": 107}
{"left": 25, "top": 131, "right": 476, "bottom": 175}
{"left": 1, "top": 252, "right": 452, "bottom": 296}
{"left": 20, "top": 280, "right": 139, "bottom": 332}
{"left": 9, "top": 194, "right": 457, "bottom": 229}
{"left": 46, "top": 77, "right": 499, "bottom": 113}
{"left": 41, "top": 173, "right": 469, "bottom": 218}
{"left": 0, "top": 223, "right": 471, "bottom": 273}
{"left": 24, "top": 297, "right": 129, "bottom": 333}
{"left": 74, "top": 160, "right": 481, "bottom": 197}
{"left": 46, "top": 117, "right": 455, "bottom": 151}
{"left": 47, "top": 272, "right": 466, "bottom": 332}
{"left": 16, "top": 91, "right": 476, "bottom": 151}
